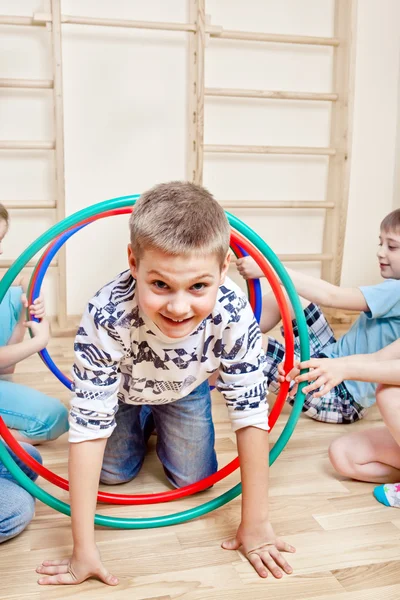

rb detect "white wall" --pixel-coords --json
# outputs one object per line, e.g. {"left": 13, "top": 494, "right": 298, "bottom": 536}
{"left": 341, "top": 0, "right": 400, "bottom": 287}
{"left": 1, "top": 0, "right": 400, "bottom": 315}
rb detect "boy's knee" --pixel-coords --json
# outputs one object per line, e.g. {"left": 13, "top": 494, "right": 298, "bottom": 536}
{"left": 376, "top": 384, "right": 400, "bottom": 413}
{"left": 162, "top": 457, "right": 218, "bottom": 489}
{"left": 328, "top": 437, "right": 353, "bottom": 477}
{"left": 100, "top": 461, "right": 143, "bottom": 485}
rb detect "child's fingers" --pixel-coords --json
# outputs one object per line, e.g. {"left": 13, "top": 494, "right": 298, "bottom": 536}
{"left": 36, "top": 564, "right": 69, "bottom": 575}
{"left": 298, "top": 359, "right": 321, "bottom": 371}
{"left": 284, "top": 367, "right": 301, "bottom": 381}
{"left": 29, "top": 303, "right": 45, "bottom": 315}
{"left": 294, "top": 369, "right": 322, "bottom": 384}
{"left": 302, "top": 376, "right": 329, "bottom": 395}
{"left": 275, "top": 539, "right": 296, "bottom": 553}
{"left": 312, "top": 383, "right": 335, "bottom": 398}
{"left": 268, "top": 547, "right": 293, "bottom": 574}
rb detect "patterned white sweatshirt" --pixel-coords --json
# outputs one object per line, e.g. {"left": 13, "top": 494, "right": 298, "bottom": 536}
{"left": 69, "top": 271, "right": 269, "bottom": 443}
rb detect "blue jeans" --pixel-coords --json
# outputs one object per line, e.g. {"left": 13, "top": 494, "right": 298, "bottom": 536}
{"left": 100, "top": 381, "right": 217, "bottom": 488}
{"left": 0, "top": 443, "right": 42, "bottom": 543}
{"left": 0, "top": 287, "right": 69, "bottom": 442}
{"left": 0, "top": 379, "right": 69, "bottom": 442}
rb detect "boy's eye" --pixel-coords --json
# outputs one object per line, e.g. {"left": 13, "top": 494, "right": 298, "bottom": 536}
{"left": 153, "top": 280, "right": 168, "bottom": 289}
{"left": 389, "top": 246, "right": 398, "bottom": 251}
{"left": 191, "top": 282, "right": 206, "bottom": 291}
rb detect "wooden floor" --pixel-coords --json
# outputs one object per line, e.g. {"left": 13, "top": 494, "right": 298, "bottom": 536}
{"left": 2, "top": 329, "right": 400, "bottom": 599}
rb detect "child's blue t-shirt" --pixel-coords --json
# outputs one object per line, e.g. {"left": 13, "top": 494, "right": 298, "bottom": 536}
{"left": 0, "top": 286, "right": 23, "bottom": 347}
{"left": 322, "top": 279, "right": 400, "bottom": 408}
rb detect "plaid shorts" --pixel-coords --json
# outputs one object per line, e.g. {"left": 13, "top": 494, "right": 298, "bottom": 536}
{"left": 264, "top": 303, "right": 367, "bottom": 424}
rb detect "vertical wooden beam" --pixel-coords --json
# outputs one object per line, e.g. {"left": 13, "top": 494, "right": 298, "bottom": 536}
{"left": 50, "top": 0, "right": 68, "bottom": 328}
{"left": 187, "top": 0, "right": 205, "bottom": 185}
{"left": 187, "top": 0, "right": 198, "bottom": 182}
{"left": 322, "top": 0, "right": 357, "bottom": 285}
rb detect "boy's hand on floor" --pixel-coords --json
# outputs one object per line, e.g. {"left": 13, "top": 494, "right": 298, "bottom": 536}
{"left": 236, "top": 257, "right": 264, "bottom": 280}
{"left": 222, "top": 520, "right": 295, "bottom": 579}
{"left": 36, "top": 547, "right": 119, "bottom": 586}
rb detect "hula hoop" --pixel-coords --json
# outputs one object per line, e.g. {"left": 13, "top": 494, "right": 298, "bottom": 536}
{"left": 0, "top": 196, "right": 310, "bottom": 527}
{"left": 26, "top": 213, "right": 263, "bottom": 389}
{"left": 2, "top": 224, "right": 295, "bottom": 504}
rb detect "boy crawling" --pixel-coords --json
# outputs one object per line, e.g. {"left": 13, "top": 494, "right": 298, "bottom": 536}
{"left": 36, "top": 182, "right": 295, "bottom": 586}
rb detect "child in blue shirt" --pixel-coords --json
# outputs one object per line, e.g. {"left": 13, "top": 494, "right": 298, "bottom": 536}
{"left": 282, "top": 338, "right": 400, "bottom": 509}
{"left": 0, "top": 204, "right": 68, "bottom": 443}
{"left": 236, "top": 208, "right": 400, "bottom": 424}
{"left": 0, "top": 290, "right": 52, "bottom": 543}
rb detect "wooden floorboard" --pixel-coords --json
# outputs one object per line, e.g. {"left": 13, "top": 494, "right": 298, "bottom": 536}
{"left": 1, "top": 327, "right": 400, "bottom": 598}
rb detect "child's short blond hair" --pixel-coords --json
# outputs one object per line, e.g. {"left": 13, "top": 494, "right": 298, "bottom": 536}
{"left": 0, "top": 204, "right": 9, "bottom": 226}
{"left": 381, "top": 208, "right": 400, "bottom": 234}
{"left": 129, "top": 181, "right": 230, "bottom": 267}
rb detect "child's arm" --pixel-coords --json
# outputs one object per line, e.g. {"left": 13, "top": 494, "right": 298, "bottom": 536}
{"left": 0, "top": 294, "right": 47, "bottom": 374}
{"left": 37, "top": 439, "right": 118, "bottom": 586}
{"left": 284, "top": 338, "right": 400, "bottom": 397}
{"left": 36, "top": 300, "right": 127, "bottom": 586}
{"left": 222, "top": 426, "right": 295, "bottom": 578}
{"left": 236, "top": 257, "right": 368, "bottom": 311}
{"left": 0, "top": 320, "right": 49, "bottom": 370}
{"left": 217, "top": 290, "right": 295, "bottom": 577}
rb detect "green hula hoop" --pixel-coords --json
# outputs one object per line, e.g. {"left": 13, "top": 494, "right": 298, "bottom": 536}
{"left": 0, "top": 195, "right": 310, "bottom": 529}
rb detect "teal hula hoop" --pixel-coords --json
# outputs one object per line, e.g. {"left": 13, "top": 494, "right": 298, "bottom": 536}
{"left": 0, "top": 194, "right": 310, "bottom": 529}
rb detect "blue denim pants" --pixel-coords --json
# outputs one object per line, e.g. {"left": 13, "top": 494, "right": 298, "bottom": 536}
{"left": 100, "top": 381, "right": 217, "bottom": 488}
{"left": 0, "top": 379, "right": 69, "bottom": 442}
{"left": 0, "top": 443, "right": 42, "bottom": 543}
{"left": 0, "top": 287, "right": 69, "bottom": 442}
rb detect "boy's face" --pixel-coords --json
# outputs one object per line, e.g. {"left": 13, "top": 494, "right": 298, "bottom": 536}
{"left": 127, "top": 246, "right": 230, "bottom": 339}
{"left": 377, "top": 228, "right": 400, "bottom": 279}
{"left": 0, "top": 219, "right": 7, "bottom": 255}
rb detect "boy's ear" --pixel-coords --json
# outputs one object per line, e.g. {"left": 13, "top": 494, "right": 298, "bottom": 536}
{"left": 219, "top": 251, "right": 231, "bottom": 284}
{"left": 127, "top": 244, "right": 138, "bottom": 278}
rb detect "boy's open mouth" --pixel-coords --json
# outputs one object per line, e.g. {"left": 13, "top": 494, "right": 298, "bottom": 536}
{"left": 160, "top": 315, "right": 193, "bottom": 325}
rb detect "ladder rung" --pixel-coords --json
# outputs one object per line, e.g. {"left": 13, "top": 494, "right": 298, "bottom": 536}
{"left": 219, "top": 200, "right": 334, "bottom": 209}
{"left": 205, "top": 87, "right": 338, "bottom": 102}
{"left": 278, "top": 253, "right": 333, "bottom": 262}
{"left": 3, "top": 202, "right": 56, "bottom": 209}
{"left": 0, "top": 260, "right": 58, "bottom": 269}
{"left": 205, "top": 144, "right": 336, "bottom": 156}
{"left": 0, "top": 78, "right": 53, "bottom": 89}
{"left": 0, "top": 141, "right": 55, "bottom": 150}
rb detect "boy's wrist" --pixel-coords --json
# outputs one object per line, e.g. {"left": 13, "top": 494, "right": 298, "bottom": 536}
{"left": 72, "top": 539, "right": 98, "bottom": 556}
{"left": 240, "top": 515, "right": 270, "bottom": 532}
{"left": 241, "top": 505, "right": 269, "bottom": 528}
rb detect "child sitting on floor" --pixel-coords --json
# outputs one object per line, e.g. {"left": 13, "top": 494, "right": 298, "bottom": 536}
{"left": 281, "top": 337, "right": 400, "bottom": 508}
{"left": 236, "top": 208, "right": 400, "bottom": 425}
{"left": 0, "top": 204, "right": 68, "bottom": 443}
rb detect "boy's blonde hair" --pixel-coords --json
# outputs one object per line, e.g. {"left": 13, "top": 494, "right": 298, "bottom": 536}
{"left": 129, "top": 181, "right": 230, "bottom": 267}
{"left": 381, "top": 208, "right": 400, "bottom": 234}
{"left": 0, "top": 204, "right": 9, "bottom": 226}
